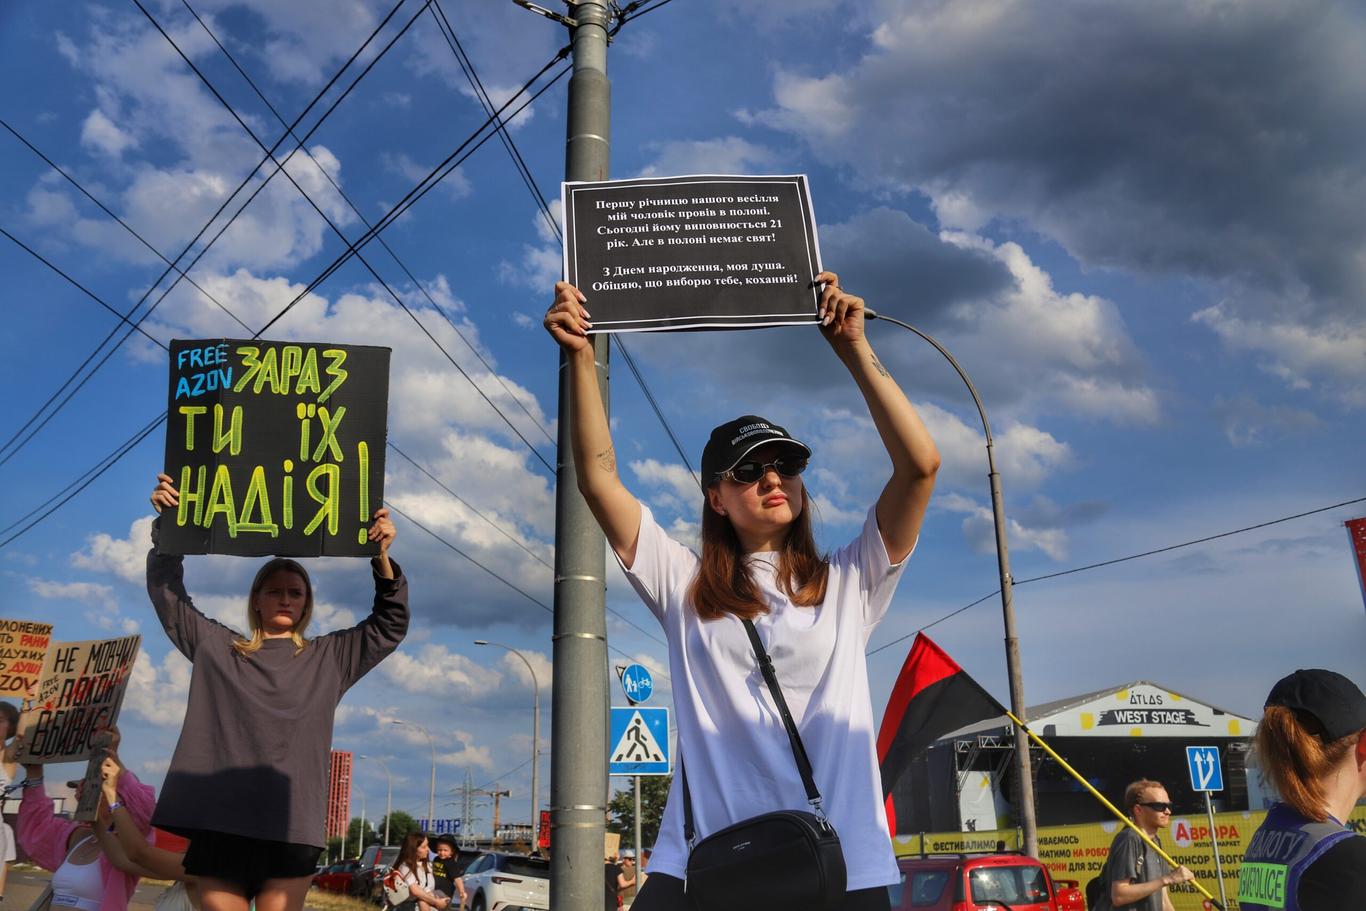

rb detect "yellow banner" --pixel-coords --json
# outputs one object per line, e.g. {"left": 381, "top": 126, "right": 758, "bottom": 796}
{"left": 893, "top": 806, "right": 1366, "bottom": 910}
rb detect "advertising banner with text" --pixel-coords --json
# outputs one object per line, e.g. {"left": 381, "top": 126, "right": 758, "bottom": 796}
{"left": 161, "top": 339, "right": 390, "bottom": 557}
{"left": 563, "top": 174, "right": 823, "bottom": 333}
{"left": 893, "top": 806, "right": 1366, "bottom": 910}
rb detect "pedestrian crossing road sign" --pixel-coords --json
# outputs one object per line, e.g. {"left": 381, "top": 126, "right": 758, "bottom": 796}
{"left": 610, "top": 706, "right": 670, "bottom": 776}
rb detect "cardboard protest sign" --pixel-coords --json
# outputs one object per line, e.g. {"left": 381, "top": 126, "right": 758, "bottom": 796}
{"left": 161, "top": 339, "right": 391, "bottom": 557}
{"left": 563, "top": 174, "right": 823, "bottom": 332}
{"left": 15, "top": 634, "right": 139, "bottom": 764}
{"left": 0, "top": 618, "right": 53, "bottom": 703}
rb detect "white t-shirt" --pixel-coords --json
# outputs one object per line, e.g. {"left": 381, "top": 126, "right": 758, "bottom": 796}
{"left": 621, "top": 503, "right": 909, "bottom": 891}
{"left": 397, "top": 862, "right": 434, "bottom": 895}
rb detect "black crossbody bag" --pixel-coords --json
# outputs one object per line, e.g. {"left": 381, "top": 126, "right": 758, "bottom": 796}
{"left": 680, "top": 618, "right": 847, "bottom": 911}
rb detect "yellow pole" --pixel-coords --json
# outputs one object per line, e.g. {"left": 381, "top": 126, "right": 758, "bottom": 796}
{"left": 1003, "top": 711, "right": 1225, "bottom": 910}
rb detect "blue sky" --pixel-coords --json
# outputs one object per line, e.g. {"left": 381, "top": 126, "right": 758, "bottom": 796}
{"left": 2, "top": 0, "right": 1363, "bottom": 836}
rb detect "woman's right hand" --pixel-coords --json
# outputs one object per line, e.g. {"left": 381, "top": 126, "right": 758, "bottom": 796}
{"left": 544, "top": 282, "right": 592, "bottom": 352}
{"left": 150, "top": 473, "right": 179, "bottom": 513}
{"left": 100, "top": 753, "right": 124, "bottom": 801}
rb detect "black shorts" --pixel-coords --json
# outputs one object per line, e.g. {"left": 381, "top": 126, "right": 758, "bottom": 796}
{"left": 181, "top": 829, "right": 321, "bottom": 898}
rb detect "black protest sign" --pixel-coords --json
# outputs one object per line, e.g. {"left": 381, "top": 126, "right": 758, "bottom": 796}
{"left": 161, "top": 339, "right": 390, "bottom": 557}
{"left": 15, "top": 634, "right": 139, "bottom": 764}
{"left": 562, "top": 174, "right": 823, "bottom": 333}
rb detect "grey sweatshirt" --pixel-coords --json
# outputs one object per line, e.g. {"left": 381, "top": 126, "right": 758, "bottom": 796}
{"left": 146, "top": 529, "right": 409, "bottom": 847}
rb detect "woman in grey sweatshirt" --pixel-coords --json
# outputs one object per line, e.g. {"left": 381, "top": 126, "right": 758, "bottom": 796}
{"left": 146, "top": 473, "right": 409, "bottom": 911}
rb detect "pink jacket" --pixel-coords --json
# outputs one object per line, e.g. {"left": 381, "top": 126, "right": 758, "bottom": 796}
{"left": 18, "top": 770, "right": 157, "bottom": 911}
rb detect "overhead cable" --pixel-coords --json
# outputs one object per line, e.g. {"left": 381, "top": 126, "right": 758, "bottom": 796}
{"left": 864, "top": 493, "right": 1366, "bottom": 657}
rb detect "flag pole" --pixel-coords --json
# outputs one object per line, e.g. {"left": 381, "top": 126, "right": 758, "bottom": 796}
{"left": 1002, "top": 710, "right": 1225, "bottom": 910}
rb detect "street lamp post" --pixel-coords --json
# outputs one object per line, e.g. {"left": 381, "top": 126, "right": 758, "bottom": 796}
{"left": 359, "top": 754, "right": 394, "bottom": 845}
{"left": 355, "top": 788, "right": 366, "bottom": 858}
{"left": 863, "top": 308, "right": 1039, "bottom": 856}
{"left": 393, "top": 720, "right": 436, "bottom": 832}
{"left": 474, "top": 640, "right": 541, "bottom": 844}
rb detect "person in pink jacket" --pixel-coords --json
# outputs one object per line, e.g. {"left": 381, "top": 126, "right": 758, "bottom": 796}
{"left": 18, "top": 754, "right": 156, "bottom": 911}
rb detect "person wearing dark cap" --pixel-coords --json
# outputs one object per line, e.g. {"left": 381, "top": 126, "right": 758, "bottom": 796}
{"left": 545, "top": 272, "right": 940, "bottom": 911}
{"left": 1237, "top": 668, "right": 1366, "bottom": 911}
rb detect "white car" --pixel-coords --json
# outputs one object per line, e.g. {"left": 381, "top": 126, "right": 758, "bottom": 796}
{"left": 460, "top": 852, "right": 550, "bottom": 911}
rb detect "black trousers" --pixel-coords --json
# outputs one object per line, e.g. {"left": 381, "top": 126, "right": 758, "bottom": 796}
{"left": 631, "top": 873, "right": 891, "bottom": 911}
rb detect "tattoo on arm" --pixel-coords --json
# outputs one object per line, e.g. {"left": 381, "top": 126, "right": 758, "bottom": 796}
{"left": 596, "top": 447, "right": 617, "bottom": 473}
{"left": 871, "top": 356, "right": 891, "bottom": 378}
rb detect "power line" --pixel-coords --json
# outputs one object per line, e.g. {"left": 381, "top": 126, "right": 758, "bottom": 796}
{"left": 0, "top": 414, "right": 167, "bottom": 548}
{"left": 179, "top": 0, "right": 556, "bottom": 453}
{"left": 423, "top": 0, "right": 700, "bottom": 489}
{"left": 145, "top": 1, "right": 556, "bottom": 476}
{"left": 0, "top": 0, "right": 419, "bottom": 465}
{"left": 0, "top": 52, "right": 569, "bottom": 546}
{"left": 386, "top": 501, "right": 668, "bottom": 676}
{"left": 865, "top": 493, "right": 1366, "bottom": 657}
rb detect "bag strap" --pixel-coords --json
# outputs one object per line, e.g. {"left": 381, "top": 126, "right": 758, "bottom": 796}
{"left": 682, "top": 618, "right": 826, "bottom": 846}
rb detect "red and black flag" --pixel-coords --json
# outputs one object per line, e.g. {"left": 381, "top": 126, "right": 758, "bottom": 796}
{"left": 877, "top": 633, "right": 1006, "bottom": 834}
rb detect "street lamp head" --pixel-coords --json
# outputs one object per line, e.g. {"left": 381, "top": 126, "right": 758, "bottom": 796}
{"left": 474, "top": 640, "right": 489, "bottom": 646}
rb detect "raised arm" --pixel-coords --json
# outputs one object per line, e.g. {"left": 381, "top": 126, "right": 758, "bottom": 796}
{"left": 147, "top": 474, "right": 231, "bottom": 659}
{"left": 817, "top": 271, "right": 940, "bottom": 564}
{"left": 544, "top": 281, "right": 643, "bottom": 566}
{"left": 101, "top": 754, "right": 188, "bottom": 881}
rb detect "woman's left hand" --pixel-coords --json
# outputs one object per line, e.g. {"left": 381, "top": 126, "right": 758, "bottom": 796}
{"left": 369, "top": 507, "right": 396, "bottom": 555}
{"left": 815, "top": 271, "right": 866, "bottom": 347}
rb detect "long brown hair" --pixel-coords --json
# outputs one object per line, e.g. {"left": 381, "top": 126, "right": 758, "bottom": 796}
{"left": 232, "top": 558, "right": 314, "bottom": 657}
{"left": 395, "top": 831, "right": 429, "bottom": 876}
{"left": 1253, "top": 705, "right": 1361, "bottom": 821}
{"left": 687, "top": 486, "right": 829, "bottom": 621}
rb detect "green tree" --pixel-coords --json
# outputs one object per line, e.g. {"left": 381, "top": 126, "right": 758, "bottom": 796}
{"left": 346, "top": 816, "right": 379, "bottom": 855}
{"left": 377, "top": 810, "right": 421, "bottom": 843}
{"left": 607, "top": 775, "right": 672, "bottom": 851}
{"left": 325, "top": 835, "right": 344, "bottom": 863}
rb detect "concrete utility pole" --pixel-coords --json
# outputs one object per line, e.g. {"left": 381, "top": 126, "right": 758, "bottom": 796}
{"left": 547, "top": 0, "right": 612, "bottom": 907}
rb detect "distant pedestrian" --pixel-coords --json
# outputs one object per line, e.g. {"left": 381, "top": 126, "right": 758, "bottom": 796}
{"left": 1092, "top": 779, "right": 1193, "bottom": 911}
{"left": 146, "top": 474, "right": 409, "bottom": 911}
{"left": 1237, "top": 669, "right": 1366, "bottom": 910}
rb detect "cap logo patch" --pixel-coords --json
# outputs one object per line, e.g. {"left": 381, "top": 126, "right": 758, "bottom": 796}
{"left": 730, "top": 423, "right": 772, "bottom": 445}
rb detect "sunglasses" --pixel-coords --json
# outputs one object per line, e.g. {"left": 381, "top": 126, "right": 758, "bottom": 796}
{"left": 717, "top": 456, "right": 809, "bottom": 485}
{"left": 1139, "top": 801, "right": 1174, "bottom": 813}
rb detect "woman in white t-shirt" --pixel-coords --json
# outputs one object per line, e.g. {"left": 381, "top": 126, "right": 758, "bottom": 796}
{"left": 389, "top": 833, "right": 448, "bottom": 911}
{"left": 545, "top": 271, "right": 940, "bottom": 911}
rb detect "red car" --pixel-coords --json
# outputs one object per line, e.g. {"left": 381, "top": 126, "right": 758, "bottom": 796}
{"left": 313, "top": 859, "right": 362, "bottom": 894}
{"left": 890, "top": 852, "right": 1085, "bottom": 911}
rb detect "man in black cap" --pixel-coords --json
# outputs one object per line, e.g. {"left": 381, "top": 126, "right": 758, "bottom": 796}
{"left": 1238, "top": 668, "right": 1366, "bottom": 911}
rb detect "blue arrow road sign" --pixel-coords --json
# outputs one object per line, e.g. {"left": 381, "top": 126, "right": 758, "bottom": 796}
{"left": 1185, "top": 746, "right": 1224, "bottom": 792}
{"left": 610, "top": 706, "right": 669, "bottom": 775}
{"left": 620, "top": 663, "right": 654, "bottom": 704}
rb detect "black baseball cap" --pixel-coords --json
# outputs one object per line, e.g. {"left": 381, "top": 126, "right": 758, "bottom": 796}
{"left": 700, "top": 415, "right": 811, "bottom": 484}
{"left": 1265, "top": 669, "right": 1366, "bottom": 740}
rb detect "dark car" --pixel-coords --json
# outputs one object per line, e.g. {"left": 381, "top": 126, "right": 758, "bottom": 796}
{"left": 354, "top": 845, "right": 401, "bottom": 902}
{"left": 890, "top": 852, "right": 1084, "bottom": 911}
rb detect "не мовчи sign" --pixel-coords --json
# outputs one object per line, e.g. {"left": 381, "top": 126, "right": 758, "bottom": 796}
{"left": 15, "top": 633, "right": 139, "bottom": 764}
{"left": 562, "top": 174, "right": 823, "bottom": 333}
{"left": 160, "top": 339, "right": 390, "bottom": 557}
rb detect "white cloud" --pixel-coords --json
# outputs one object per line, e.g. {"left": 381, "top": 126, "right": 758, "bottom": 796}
{"left": 122, "top": 647, "right": 193, "bottom": 728}
{"left": 938, "top": 492, "right": 1069, "bottom": 561}
{"left": 1193, "top": 304, "right": 1366, "bottom": 405}
{"left": 630, "top": 459, "right": 701, "bottom": 515}
{"left": 379, "top": 643, "right": 497, "bottom": 699}
{"left": 28, "top": 578, "right": 117, "bottom": 610}
{"left": 635, "top": 137, "right": 777, "bottom": 179}
{"left": 72, "top": 517, "right": 154, "bottom": 585}
{"left": 80, "top": 109, "right": 137, "bottom": 157}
